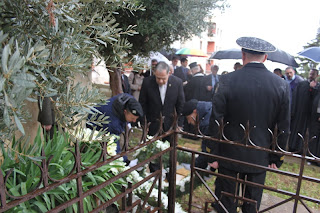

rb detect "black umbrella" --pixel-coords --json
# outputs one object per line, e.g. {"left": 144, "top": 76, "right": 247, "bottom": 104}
{"left": 159, "top": 48, "right": 181, "bottom": 60}
{"left": 210, "top": 48, "right": 299, "bottom": 67}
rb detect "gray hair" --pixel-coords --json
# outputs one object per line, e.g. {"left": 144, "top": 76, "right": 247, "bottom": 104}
{"left": 191, "top": 65, "right": 200, "bottom": 74}
{"left": 211, "top": 65, "right": 219, "bottom": 71}
{"left": 155, "top": 61, "right": 170, "bottom": 74}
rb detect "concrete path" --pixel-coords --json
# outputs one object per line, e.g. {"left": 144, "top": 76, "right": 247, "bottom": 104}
{"left": 259, "top": 193, "right": 320, "bottom": 213}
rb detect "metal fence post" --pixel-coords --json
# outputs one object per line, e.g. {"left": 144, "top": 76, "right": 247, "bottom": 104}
{"left": 168, "top": 130, "right": 178, "bottom": 212}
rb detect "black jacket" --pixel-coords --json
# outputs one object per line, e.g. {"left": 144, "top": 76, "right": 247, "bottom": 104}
{"left": 184, "top": 73, "right": 207, "bottom": 101}
{"left": 210, "top": 63, "right": 290, "bottom": 173}
{"left": 121, "top": 74, "right": 131, "bottom": 94}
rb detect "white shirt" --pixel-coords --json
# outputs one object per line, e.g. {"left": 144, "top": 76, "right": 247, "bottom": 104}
{"left": 159, "top": 83, "right": 168, "bottom": 105}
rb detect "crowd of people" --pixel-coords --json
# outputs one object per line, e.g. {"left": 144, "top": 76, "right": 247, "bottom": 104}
{"left": 79, "top": 36, "right": 320, "bottom": 212}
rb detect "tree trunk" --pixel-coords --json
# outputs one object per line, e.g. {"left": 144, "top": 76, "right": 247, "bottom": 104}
{"left": 108, "top": 68, "right": 123, "bottom": 97}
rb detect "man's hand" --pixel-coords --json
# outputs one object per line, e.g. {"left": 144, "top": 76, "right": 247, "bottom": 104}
{"left": 268, "top": 163, "right": 278, "bottom": 169}
{"left": 209, "top": 161, "right": 219, "bottom": 169}
{"left": 42, "top": 125, "right": 52, "bottom": 131}
{"left": 207, "top": 85, "right": 213, "bottom": 91}
{"left": 310, "top": 80, "right": 317, "bottom": 88}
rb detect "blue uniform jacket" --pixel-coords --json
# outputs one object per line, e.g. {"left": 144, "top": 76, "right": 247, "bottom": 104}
{"left": 197, "top": 101, "right": 212, "bottom": 135}
{"left": 87, "top": 94, "right": 127, "bottom": 135}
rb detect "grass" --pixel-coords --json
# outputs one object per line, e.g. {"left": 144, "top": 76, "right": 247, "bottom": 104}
{"left": 264, "top": 159, "right": 320, "bottom": 210}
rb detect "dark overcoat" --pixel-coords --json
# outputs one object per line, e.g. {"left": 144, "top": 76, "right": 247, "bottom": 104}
{"left": 211, "top": 63, "right": 290, "bottom": 173}
{"left": 184, "top": 73, "right": 207, "bottom": 101}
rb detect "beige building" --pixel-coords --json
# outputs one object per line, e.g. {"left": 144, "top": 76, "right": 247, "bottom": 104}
{"left": 171, "top": 15, "right": 225, "bottom": 74}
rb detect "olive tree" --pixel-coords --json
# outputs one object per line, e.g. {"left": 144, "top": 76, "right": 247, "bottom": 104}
{"left": 0, "top": 0, "right": 143, "bottom": 153}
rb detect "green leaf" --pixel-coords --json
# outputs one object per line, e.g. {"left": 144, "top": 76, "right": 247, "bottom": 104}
{"left": 26, "top": 47, "right": 34, "bottom": 60}
{"left": 94, "top": 38, "right": 107, "bottom": 46}
{"left": 26, "top": 97, "right": 38, "bottom": 102}
{"left": 4, "top": 91, "right": 12, "bottom": 107}
{"left": 32, "top": 201, "right": 48, "bottom": 212}
{"left": 3, "top": 106, "right": 10, "bottom": 127}
{"left": 17, "top": 154, "right": 27, "bottom": 164}
{"left": 8, "top": 46, "right": 22, "bottom": 72}
{"left": 21, "top": 182, "right": 27, "bottom": 195}
{"left": 0, "top": 31, "right": 8, "bottom": 44}
{"left": 27, "top": 156, "right": 44, "bottom": 162}
{"left": 107, "top": 36, "right": 118, "bottom": 42}
{"left": 2, "top": 44, "right": 9, "bottom": 74}
{"left": 34, "top": 44, "right": 45, "bottom": 52}
{"left": 37, "top": 49, "right": 50, "bottom": 58}
{"left": 0, "top": 77, "right": 5, "bottom": 91}
{"left": 14, "top": 112, "right": 25, "bottom": 135}
{"left": 14, "top": 168, "right": 26, "bottom": 177}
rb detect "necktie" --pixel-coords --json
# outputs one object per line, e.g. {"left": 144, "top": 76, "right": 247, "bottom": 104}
{"left": 212, "top": 75, "right": 217, "bottom": 93}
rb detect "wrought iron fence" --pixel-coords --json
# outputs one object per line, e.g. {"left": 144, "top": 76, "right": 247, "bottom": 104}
{"left": 178, "top": 119, "right": 320, "bottom": 213}
{"left": 1, "top": 117, "right": 320, "bottom": 213}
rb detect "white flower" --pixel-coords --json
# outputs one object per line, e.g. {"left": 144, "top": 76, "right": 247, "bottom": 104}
{"left": 155, "top": 140, "right": 170, "bottom": 151}
{"left": 109, "top": 135, "right": 118, "bottom": 144}
{"left": 107, "top": 142, "right": 117, "bottom": 156}
{"left": 175, "top": 202, "right": 187, "bottom": 213}
{"left": 110, "top": 167, "right": 119, "bottom": 175}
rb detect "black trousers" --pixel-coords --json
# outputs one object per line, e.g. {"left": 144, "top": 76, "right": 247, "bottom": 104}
{"left": 214, "top": 166, "right": 266, "bottom": 213}
{"left": 195, "top": 139, "right": 215, "bottom": 171}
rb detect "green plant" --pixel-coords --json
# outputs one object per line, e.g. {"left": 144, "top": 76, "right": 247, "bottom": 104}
{"left": 1, "top": 128, "right": 127, "bottom": 212}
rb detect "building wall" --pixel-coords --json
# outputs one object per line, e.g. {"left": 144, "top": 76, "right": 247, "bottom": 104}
{"left": 171, "top": 15, "right": 223, "bottom": 74}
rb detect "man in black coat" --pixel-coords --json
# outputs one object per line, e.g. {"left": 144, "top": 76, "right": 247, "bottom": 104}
{"left": 184, "top": 62, "right": 207, "bottom": 102}
{"left": 121, "top": 70, "right": 131, "bottom": 94}
{"left": 289, "top": 68, "right": 319, "bottom": 152}
{"left": 210, "top": 37, "right": 290, "bottom": 212}
{"left": 139, "top": 61, "right": 185, "bottom": 136}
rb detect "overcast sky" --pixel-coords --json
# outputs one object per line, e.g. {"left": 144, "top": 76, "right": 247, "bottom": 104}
{"left": 217, "top": 0, "right": 320, "bottom": 55}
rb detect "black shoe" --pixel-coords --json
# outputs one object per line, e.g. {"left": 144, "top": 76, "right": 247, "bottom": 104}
{"left": 124, "top": 159, "right": 131, "bottom": 166}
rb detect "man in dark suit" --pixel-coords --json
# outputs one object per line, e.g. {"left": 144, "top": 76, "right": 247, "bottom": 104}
{"left": 173, "top": 57, "right": 189, "bottom": 85}
{"left": 210, "top": 37, "right": 290, "bottom": 212}
{"left": 203, "top": 64, "right": 220, "bottom": 101}
{"left": 139, "top": 61, "right": 185, "bottom": 136}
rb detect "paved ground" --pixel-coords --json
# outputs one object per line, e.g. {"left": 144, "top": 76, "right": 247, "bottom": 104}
{"left": 257, "top": 156, "right": 320, "bottom": 213}
{"left": 206, "top": 193, "right": 320, "bottom": 213}
{"left": 259, "top": 193, "right": 320, "bottom": 213}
